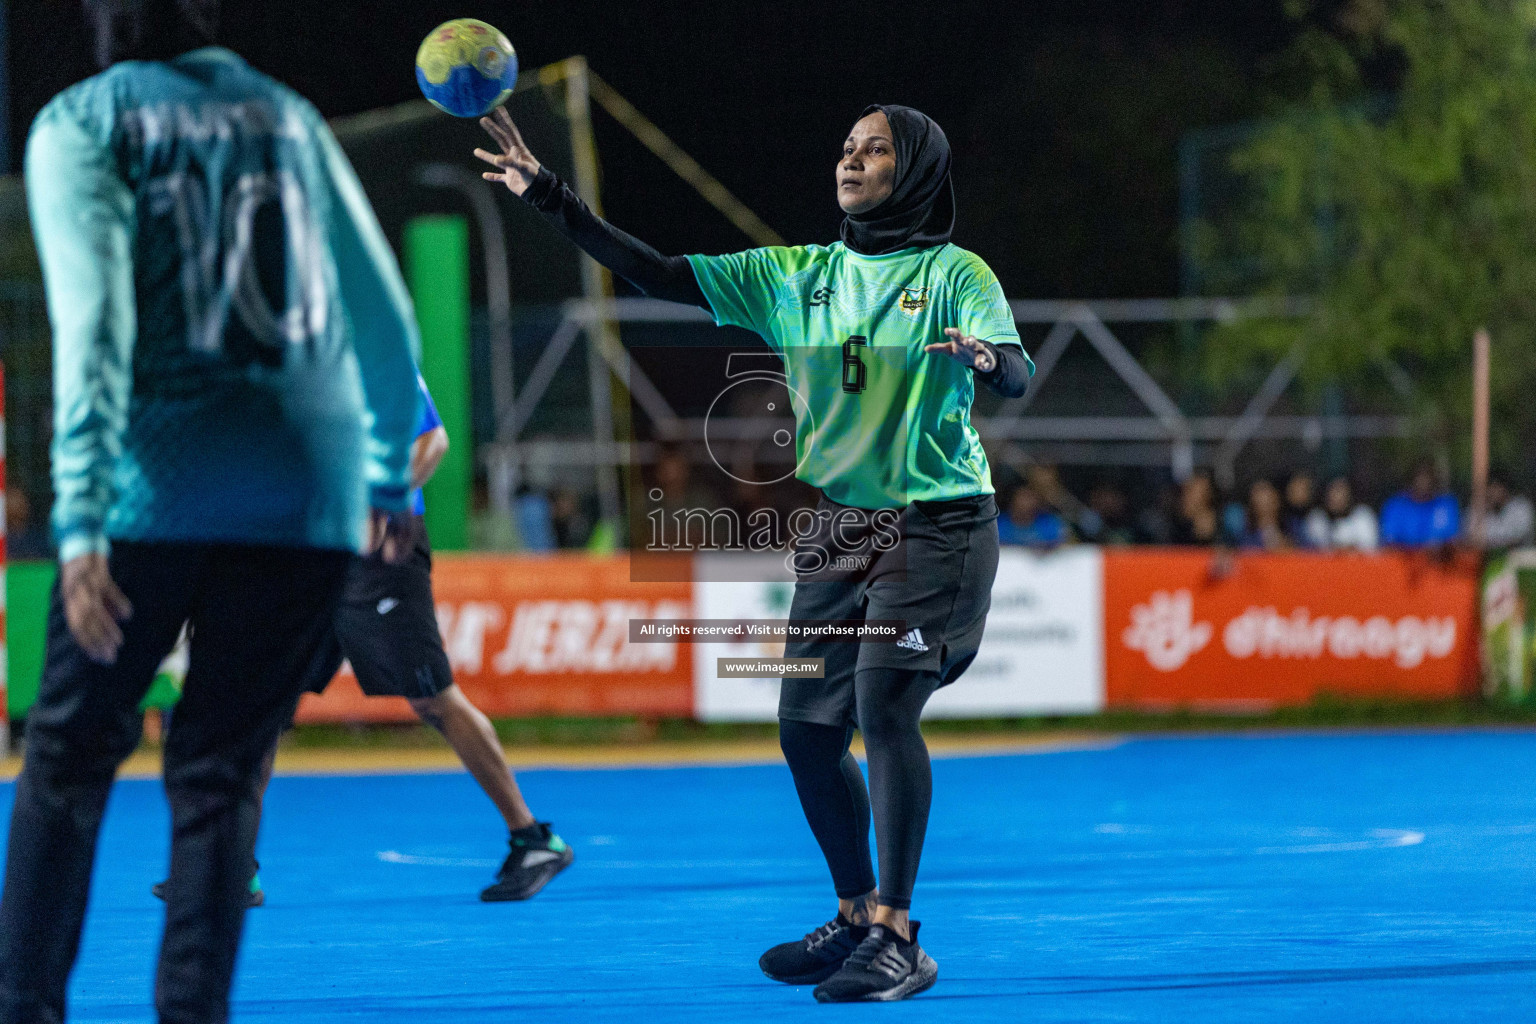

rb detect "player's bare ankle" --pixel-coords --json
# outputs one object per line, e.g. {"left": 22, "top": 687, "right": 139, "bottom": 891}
{"left": 840, "top": 890, "right": 878, "bottom": 925}
{"left": 872, "top": 905, "right": 910, "bottom": 940}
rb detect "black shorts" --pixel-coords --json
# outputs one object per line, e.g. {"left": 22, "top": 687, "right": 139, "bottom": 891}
{"left": 303, "top": 531, "right": 454, "bottom": 701}
{"left": 778, "top": 492, "right": 1001, "bottom": 728}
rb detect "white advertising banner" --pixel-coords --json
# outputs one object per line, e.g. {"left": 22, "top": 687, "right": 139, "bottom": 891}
{"left": 692, "top": 548, "right": 1106, "bottom": 721}
{"left": 692, "top": 554, "right": 798, "bottom": 722}
{"left": 927, "top": 546, "right": 1105, "bottom": 717}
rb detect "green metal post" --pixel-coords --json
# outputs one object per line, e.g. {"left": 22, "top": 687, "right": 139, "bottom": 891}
{"left": 6, "top": 560, "right": 54, "bottom": 719}
{"left": 404, "top": 215, "right": 472, "bottom": 551}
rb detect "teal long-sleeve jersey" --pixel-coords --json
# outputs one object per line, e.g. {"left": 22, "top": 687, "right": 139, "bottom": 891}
{"left": 27, "top": 47, "right": 421, "bottom": 561}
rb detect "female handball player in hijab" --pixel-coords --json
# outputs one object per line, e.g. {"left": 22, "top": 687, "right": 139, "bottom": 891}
{"left": 476, "top": 102, "right": 1031, "bottom": 1003}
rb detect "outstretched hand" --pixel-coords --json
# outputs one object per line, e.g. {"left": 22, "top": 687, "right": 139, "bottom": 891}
{"left": 925, "top": 328, "right": 996, "bottom": 373}
{"left": 474, "top": 106, "right": 542, "bottom": 197}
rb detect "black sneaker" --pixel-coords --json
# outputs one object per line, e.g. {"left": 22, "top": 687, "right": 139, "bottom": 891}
{"left": 151, "top": 871, "right": 264, "bottom": 908}
{"left": 759, "top": 915, "right": 868, "bottom": 984}
{"left": 812, "top": 922, "right": 938, "bottom": 1003}
{"left": 479, "top": 822, "right": 573, "bottom": 902}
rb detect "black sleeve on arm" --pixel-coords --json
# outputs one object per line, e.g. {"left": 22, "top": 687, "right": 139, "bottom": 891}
{"left": 974, "top": 341, "right": 1030, "bottom": 399}
{"left": 520, "top": 166, "right": 708, "bottom": 309}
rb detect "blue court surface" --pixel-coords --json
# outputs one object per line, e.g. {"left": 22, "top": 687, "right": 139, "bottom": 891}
{"left": 4, "top": 730, "right": 1536, "bottom": 1022}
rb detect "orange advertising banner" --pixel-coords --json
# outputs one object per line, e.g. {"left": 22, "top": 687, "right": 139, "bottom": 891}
{"left": 1103, "top": 549, "right": 1479, "bottom": 709}
{"left": 292, "top": 548, "right": 1481, "bottom": 723}
{"left": 295, "top": 553, "right": 694, "bottom": 724}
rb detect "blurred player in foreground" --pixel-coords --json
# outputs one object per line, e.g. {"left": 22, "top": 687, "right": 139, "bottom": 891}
{"left": 152, "top": 372, "right": 573, "bottom": 907}
{"left": 0, "top": 3, "right": 421, "bottom": 1021}
{"left": 477, "top": 104, "right": 1030, "bottom": 1001}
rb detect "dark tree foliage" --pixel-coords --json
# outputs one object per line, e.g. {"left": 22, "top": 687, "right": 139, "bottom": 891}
{"left": 1209, "top": 0, "right": 1536, "bottom": 474}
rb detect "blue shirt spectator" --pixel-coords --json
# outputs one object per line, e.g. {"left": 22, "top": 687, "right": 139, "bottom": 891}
{"left": 997, "top": 484, "right": 1067, "bottom": 548}
{"left": 515, "top": 487, "right": 558, "bottom": 552}
{"left": 1221, "top": 500, "right": 1249, "bottom": 545}
{"left": 1379, "top": 465, "right": 1460, "bottom": 547}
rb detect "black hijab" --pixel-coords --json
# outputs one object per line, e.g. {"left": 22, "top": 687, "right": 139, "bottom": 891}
{"left": 840, "top": 104, "right": 955, "bottom": 256}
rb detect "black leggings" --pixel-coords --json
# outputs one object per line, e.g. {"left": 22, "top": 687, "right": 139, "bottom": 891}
{"left": 779, "top": 666, "right": 940, "bottom": 911}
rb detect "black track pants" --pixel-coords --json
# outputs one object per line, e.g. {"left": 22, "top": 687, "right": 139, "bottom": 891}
{"left": 779, "top": 666, "right": 940, "bottom": 911}
{"left": 0, "top": 541, "right": 348, "bottom": 1024}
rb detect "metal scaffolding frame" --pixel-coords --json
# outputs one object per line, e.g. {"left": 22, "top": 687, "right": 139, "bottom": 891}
{"left": 479, "top": 295, "right": 1415, "bottom": 508}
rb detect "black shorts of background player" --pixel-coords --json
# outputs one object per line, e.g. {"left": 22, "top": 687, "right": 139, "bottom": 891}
{"left": 314, "top": 425, "right": 572, "bottom": 901}
{"left": 292, "top": 525, "right": 573, "bottom": 902}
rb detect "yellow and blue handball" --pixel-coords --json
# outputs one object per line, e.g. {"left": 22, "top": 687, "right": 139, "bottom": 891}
{"left": 415, "top": 18, "right": 518, "bottom": 118}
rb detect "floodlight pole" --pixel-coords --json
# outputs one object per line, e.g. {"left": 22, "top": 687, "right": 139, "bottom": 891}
{"left": 1471, "top": 327, "right": 1490, "bottom": 547}
{"left": 562, "top": 56, "right": 623, "bottom": 526}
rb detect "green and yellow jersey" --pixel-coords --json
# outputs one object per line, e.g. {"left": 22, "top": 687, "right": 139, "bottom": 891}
{"left": 688, "top": 242, "right": 1031, "bottom": 510}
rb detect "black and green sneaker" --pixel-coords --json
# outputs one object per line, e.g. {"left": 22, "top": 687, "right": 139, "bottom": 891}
{"left": 479, "top": 822, "right": 573, "bottom": 902}
{"left": 152, "top": 870, "right": 264, "bottom": 908}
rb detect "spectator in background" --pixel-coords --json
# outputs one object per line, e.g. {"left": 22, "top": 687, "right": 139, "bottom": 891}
{"left": 550, "top": 487, "right": 594, "bottom": 548}
{"left": 1138, "top": 483, "right": 1178, "bottom": 545}
{"left": 1237, "top": 478, "right": 1290, "bottom": 550}
{"left": 1305, "top": 475, "right": 1379, "bottom": 551}
{"left": 1170, "top": 471, "right": 1225, "bottom": 545}
{"left": 514, "top": 484, "right": 558, "bottom": 552}
{"left": 1078, "top": 481, "right": 1137, "bottom": 545}
{"left": 997, "top": 483, "right": 1067, "bottom": 549}
{"left": 1025, "top": 463, "right": 1072, "bottom": 511}
{"left": 652, "top": 445, "right": 718, "bottom": 514}
{"left": 1379, "top": 462, "right": 1460, "bottom": 548}
{"left": 469, "top": 477, "right": 519, "bottom": 551}
{"left": 1283, "top": 471, "right": 1319, "bottom": 547}
{"left": 1220, "top": 491, "right": 1248, "bottom": 543}
{"left": 1478, "top": 474, "right": 1534, "bottom": 549}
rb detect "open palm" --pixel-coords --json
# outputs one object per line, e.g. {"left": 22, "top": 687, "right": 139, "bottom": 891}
{"left": 474, "top": 106, "right": 542, "bottom": 197}
{"left": 924, "top": 328, "right": 996, "bottom": 373}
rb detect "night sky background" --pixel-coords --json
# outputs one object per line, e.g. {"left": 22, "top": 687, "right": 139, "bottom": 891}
{"left": 11, "top": 0, "right": 1303, "bottom": 300}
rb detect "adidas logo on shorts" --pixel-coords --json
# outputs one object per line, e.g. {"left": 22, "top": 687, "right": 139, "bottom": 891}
{"left": 895, "top": 628, "right": 929, "bottom": 652}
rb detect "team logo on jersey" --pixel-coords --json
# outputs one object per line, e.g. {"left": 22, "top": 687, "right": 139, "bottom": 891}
{"left": 898, "top": 287, "right": 930, "bottom": 317}
{"left": 809, "top": 286, "right": 834, "bottom": 307}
